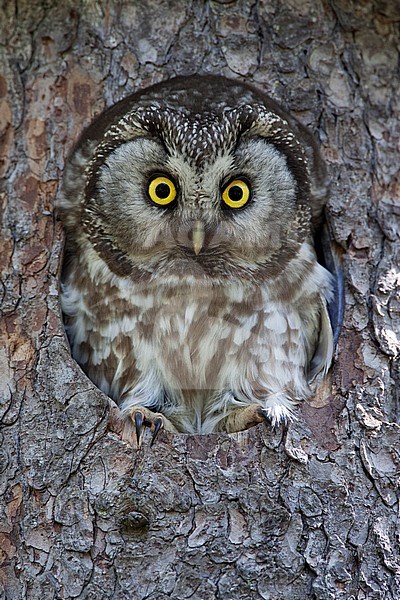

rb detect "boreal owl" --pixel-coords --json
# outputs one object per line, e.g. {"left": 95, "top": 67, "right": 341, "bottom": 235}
{"left": 57, "top": 75, "right": 341, "bottom": 445}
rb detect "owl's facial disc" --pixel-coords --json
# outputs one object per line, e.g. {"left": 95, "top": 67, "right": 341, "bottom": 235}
{"left": 88, "top": 130, "right": 303, "bottom": 281}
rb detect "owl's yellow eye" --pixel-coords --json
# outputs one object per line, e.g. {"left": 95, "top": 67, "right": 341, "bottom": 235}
{"left": 148, "top": 175, "right": 177, "bottom": 206}
{"left": 221, "top": 179, "right": 251, "bottom": 209}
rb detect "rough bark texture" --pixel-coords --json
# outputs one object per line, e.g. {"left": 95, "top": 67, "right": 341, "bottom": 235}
{"left": 0, "top": 1, "right": 399, "bottom": 598}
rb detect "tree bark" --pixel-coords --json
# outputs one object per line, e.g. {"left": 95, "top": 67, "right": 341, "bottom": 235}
{"left": 0, "top": 1, "right": 399, "bottom": 598}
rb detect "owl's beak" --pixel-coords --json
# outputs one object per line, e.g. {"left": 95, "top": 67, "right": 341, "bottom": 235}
{"left": 192, "top": 220, "right": 205, "bottom": 255}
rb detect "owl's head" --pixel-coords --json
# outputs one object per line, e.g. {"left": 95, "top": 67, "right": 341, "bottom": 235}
{"left": 62, "top": 97, "right": 315, "bottom": 285}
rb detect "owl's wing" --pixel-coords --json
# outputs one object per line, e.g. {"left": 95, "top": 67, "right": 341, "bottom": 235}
{"left": 308, "top": 224, "right": 344, "bottom": 382}
{"left": 307, "top": 299, "right": 334, "bottom": 383}
{"left": 318, "top": 224, "right": 345, "bottom": 348}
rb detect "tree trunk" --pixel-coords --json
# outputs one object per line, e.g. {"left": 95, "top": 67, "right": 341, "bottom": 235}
{"left": 1, "top": 1, "right": 399, "bottom": 598}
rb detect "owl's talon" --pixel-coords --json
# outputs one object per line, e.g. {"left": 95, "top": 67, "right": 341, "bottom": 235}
{"left": 150, "top": 417, "right": 163, "bottom": 447}
{"left": 134, "top": 411, "right": 144, "bottom": 446}
{"left": 257, "top": 407, "right": 269, "bottom": 421}
{"left": 222, "top": 400, "right": 296, "bottom": 433}
{"left": 133, "top": 410, "right": 162, "bottom": 447}
{"left": 122, "top": 406, "right": 177, "bottom": 448}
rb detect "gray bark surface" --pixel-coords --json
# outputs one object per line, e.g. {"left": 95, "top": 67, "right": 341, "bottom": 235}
{"left": 0, "top": 1, "right": 399, "bottom": 598}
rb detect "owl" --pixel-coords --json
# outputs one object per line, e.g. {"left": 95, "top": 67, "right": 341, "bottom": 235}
{"left": 57, "top": 75, "right": 340, "bottom": 445}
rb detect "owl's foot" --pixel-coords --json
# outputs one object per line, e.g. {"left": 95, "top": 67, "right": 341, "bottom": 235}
{"left": 123, "top": 406, "right": 177, "bottom": 448}
{"left": 223, "top": 398, "right": 296, "bottom": 433}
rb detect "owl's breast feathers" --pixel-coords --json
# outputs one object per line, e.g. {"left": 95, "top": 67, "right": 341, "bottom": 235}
{"left": 61, "top": 237, "right": 333, "bottom": 433}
